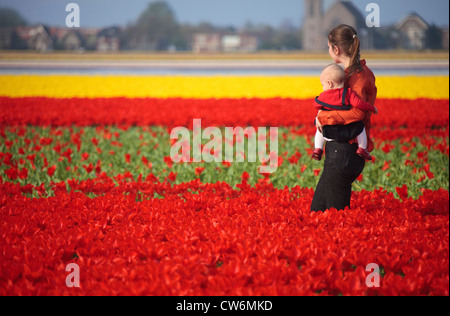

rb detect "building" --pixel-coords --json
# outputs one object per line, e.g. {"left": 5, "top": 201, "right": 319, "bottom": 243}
{"left": 238, "top": 34, "right": 259, "bottom": 52}
{"left": 58, "top": 29, "right": 85, "bottom": 51}
{"left": 192, "top": 33, "right": 258, "bottom": 53}
{"left": 395, "top": 12, "right": 429, "bottom": 50}
{"left": 302, "top": 0, "right": 372, "bottom": 51}
{"left": 192, "top": 33, "right": 221, "bottom": 53}
{"left": 442, "top": 28, "right": 449, "bottom": 50}
{"left": 302, "top": 0, "right": 323, "bottom": 51}
{"left": 14, "top": 25, "right": 54, "bottom": 51}
{"left": 96, "top": 27, "right": 121, "bottom": 51}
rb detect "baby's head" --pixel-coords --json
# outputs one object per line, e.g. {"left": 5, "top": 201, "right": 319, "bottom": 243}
{"left": 320, "top": 64, "right": 345, "bottom": 91}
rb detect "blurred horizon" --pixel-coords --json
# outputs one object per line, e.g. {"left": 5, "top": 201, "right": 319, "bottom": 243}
{"left": 0, "top": 0, "right": 449, "bottom": 29}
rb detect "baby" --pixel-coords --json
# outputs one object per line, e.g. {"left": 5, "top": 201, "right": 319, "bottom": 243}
{"left": 313, "top": 64, "right": 378, "bottom": 161}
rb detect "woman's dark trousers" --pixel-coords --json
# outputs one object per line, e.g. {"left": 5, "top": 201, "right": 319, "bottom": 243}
{"left": 310, "top": 141, "right": 365, "bottom": 212}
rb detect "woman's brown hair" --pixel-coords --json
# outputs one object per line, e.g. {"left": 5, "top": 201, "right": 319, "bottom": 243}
{"left": 328, "top": 24, "right": 361, "bottom": 76}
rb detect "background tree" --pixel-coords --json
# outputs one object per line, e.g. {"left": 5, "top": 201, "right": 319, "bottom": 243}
{"left": 0, "top": 7, "right": 27, "bottom": 27}
{"left": 127, "top": 1, "right": 180, "bottom": 50}
{"left": 0, "top": 7, "right": 28, "bottom": 49}
{"left": 426, "top": 24, "right": 443, "bottom": 49}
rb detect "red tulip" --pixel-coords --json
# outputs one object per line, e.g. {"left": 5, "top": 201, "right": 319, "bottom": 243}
{"left": 396, "top": 185, "right": 408, "bottom": 201}
{"left": 195, "top": 167, "right": 205, "bottom": 177}
{"left": 47, "top": 165, "right": 56, "bottom": 177}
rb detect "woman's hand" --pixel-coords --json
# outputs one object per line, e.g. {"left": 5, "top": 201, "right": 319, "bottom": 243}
{"left": 374, "top": 106, "right": 379, "bottom": 114}
{"left": 315, "top": 116, "right": 323, "bottom": 133}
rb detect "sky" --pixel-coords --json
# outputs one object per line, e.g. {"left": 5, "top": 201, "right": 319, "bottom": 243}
{"left": 0, "top": 0, "right": 448, "bottom": 28}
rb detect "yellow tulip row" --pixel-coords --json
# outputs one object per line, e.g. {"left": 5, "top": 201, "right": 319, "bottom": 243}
{"left": 0, "top": 75, "right": 448, "bottom": 99}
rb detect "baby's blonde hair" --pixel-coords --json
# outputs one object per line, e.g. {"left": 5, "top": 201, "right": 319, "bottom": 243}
{"left": 321, "top": 64, "right": 346, "bottom": 86}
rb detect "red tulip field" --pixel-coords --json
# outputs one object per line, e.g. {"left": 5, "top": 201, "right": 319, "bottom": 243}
{"left": 0, "top": 74, "right": 448, "bottom": 296}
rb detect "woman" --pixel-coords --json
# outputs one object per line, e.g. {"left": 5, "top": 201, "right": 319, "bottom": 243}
{"left": 310, "top": 24, "right": 377, "bottom": 212}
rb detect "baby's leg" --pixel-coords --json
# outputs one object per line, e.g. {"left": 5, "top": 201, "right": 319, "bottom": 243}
{"left": 312, "top": 129, "right": 325, "bottom": 161}
{"left": 356, "top": 127, "right": 368, "bottom": 149}
{"left": 356, "top": 128, "right": 373, "bottom": 160}
{"left": 315, "top": 129, "right": 325, "bottom": 149}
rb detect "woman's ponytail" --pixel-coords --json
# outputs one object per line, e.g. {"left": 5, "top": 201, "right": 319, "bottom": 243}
{"left": 349, "top": 34, "right": 361, "bottom": 74}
